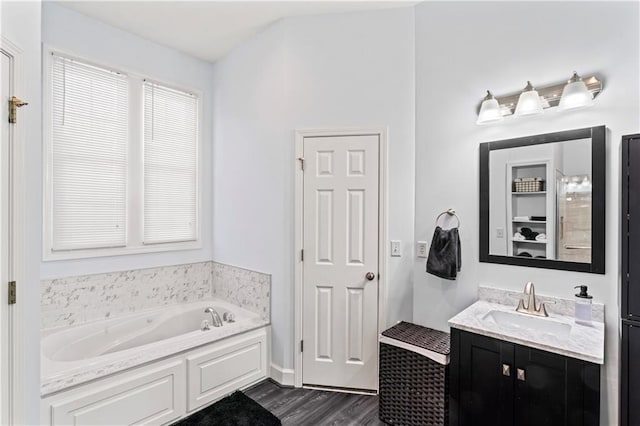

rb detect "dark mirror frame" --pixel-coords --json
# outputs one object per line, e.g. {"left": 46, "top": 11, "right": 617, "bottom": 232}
{"left": 479, "top": 125, "right": 606, "bottom": 274}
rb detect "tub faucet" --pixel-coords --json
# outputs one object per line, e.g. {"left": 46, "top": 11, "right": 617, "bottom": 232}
{"left": 204, "top": 307, "right": 223, "bottom": 327}
{"left": 515, "top": 282, "right": 554, "bottom": 317}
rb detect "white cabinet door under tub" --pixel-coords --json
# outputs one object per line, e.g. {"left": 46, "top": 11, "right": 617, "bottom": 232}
{"left": 42, "top": 361, "right": 186, "bottom": 426}
{"left": 187, "top": 329, "right": 268, "bottom": 411}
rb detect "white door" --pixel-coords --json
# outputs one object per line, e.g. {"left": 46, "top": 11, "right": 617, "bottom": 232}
{"left": 0, "top": 50, "right": 11, "bottom": 425}
{"left": 302, "top": 134, "right": 380, "bottom": 390}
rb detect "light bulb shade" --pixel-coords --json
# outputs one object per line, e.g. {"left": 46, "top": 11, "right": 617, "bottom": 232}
{"left": 476, "top": 97, "right": 503, "bottom": 125}
{"left": 514, "top": 90, "right": 543, "bottom": 116}
{"left": 558, "top": 79, "right": 594, "bottom": 111}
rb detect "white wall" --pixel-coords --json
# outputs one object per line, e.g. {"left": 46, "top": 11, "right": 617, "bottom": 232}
{"left": 562, "top": 139, "right": 592, "bottom": 177}
{"left": 212, "top": 18, "right": 290, "bottom": 368}
{"left": 413, "top": 2, "right": 639, "bottom": 424}
{"left": 1, "top": 1, "right": 42, "bottom": 423}
{"left": 41, "top": 3, "right": 215, "bottom": 279}
{"left": 212, "top": 6, "right": 415, "bottom": 370}
{"left": 285, "top": 9, "right": 416, "bottom": 330}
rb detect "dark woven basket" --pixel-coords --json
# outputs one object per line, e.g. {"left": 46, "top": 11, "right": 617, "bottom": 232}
{"left": 379, "top": 323, "right": 450, "bottom": 426}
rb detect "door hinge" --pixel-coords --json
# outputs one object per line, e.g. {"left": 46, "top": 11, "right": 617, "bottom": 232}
{"left": 297, "top": 157, "right": 305, "bottom": 171}
{"left": 301, "top": 249, "right": 304, "bottom": 261}
{"left": 8, "top": 281, "right": 16, "bottom": 305}
{"left": 9, "top": 96, "right": 28, "bottom": 124}
{"left": 300, "top": 340, "right": 304, "bottom": 352}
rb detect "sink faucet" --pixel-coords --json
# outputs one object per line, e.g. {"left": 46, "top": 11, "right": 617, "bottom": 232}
{"left": 204, "top": 307, "right": 223, "bottom": 327}
{"left": 515, "top": 282, "right": 554, "bottom": 317}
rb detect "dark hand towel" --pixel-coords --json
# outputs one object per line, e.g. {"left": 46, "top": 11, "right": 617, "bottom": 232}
{"left": 426, "top": 226, "right": 461, "bottom": 280}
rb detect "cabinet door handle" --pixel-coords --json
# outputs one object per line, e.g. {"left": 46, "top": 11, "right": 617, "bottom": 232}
{"left": 502, "top": 363, "right": 511, "bottom": 376}
{"left": 517, "top": 368, "right": 526, "bottom": 381}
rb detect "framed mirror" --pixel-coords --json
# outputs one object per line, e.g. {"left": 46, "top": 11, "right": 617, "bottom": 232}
{"left": 479, "top": 126, "right": 605, "bottom": 274}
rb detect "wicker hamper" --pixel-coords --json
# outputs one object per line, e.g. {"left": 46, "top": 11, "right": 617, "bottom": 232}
{"left": 379, "top": 322, "right": 450, "bottom": 426}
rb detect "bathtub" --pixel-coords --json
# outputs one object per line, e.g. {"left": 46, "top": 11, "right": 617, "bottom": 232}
{"left": 41, "top": 299, "right": 269, "bottom": 425}
{"left": 41, "top": 299, "right": 267, "bottom": 391}
{"left": 42, "top": 300, "right": 253, "bottom": 363}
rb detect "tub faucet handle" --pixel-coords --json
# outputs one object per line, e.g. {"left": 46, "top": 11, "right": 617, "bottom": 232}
{"left": 201, "top": 320, "right": 211, "bottom": 331}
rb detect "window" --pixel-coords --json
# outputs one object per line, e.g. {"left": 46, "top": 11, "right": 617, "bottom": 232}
{"left": 49, "top": 55, "right": 129, "bottom": 251}
{"left": 45, "top": 51, "right": 201, "bottom": 260}
{"left": 143, "top": 82, "right": 198, "bottom": 244}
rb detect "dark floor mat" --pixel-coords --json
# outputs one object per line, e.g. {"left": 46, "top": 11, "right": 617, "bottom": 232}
{"left": 172, "top": 391, "right": 281, "bottom": 426}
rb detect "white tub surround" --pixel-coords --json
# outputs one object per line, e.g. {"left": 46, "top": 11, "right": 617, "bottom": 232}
{"left": 41, "top": 300, "right": 268, "bottom": 395}
{"left": 212, "top": 262, "right": 271, "bottom": 322}
{"left": 41, "top": 327, "right": 268, "bottom": 426}
{"left": 448, "top": 286, "right": 604, "bottom": 364}
{"left": 41, "top": 261, "right": 212, "bottom": 328}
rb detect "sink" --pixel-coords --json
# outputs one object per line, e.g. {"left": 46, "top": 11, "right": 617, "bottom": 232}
{"left": 482, "top": 309, "right": 572, "bottom": 340}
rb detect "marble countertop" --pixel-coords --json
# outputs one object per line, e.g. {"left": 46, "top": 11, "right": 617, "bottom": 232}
{"left": 448, "top": 300, "right": 604, "bottom": 364}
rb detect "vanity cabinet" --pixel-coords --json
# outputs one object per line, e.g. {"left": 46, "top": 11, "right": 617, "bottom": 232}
{"left": 450, "top": 329, "right": 600, "bottom": 426}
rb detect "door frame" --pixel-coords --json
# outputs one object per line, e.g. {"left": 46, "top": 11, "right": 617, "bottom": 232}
{"left": 293, "top": 128, "right": 388, "bottom": 389}
{"left": 1, "top": 36, "right": 26, "bottom": 426}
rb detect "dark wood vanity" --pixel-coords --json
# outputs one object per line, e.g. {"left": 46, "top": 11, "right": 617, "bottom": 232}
{"left": 449, "top": 328, "right": 601, "bottom": 426}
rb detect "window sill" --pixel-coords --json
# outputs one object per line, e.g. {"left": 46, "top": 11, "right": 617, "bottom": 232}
{"left": 42, "top": 240, "right": 202, "bottom": 261}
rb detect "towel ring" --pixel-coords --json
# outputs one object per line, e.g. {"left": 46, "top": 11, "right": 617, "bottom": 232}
{"left": 435, "top": 209, "right": 460, "bottom": 228}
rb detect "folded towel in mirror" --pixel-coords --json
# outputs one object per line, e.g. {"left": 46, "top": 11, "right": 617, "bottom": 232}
{"left": 513, "top": 232, "right": 525, "bottom": 241}
{"left": 535, "top": 233, "right": 547, "bottom": 241}
{"left": 520, "top": 227, "right": 539, "bottom": 240}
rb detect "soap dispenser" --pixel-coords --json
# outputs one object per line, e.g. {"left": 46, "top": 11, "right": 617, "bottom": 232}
{"left": 574, "top": 285, "right": 593, "bottom": 325}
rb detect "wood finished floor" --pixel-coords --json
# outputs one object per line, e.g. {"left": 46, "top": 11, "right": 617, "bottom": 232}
{"left": 245, "top": 380, "right": 385, "bottom": 426}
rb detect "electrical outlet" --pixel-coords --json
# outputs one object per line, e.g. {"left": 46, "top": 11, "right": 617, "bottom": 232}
{"left": 390, "top": 240, "right": 402, "bottom": 257}
{"left": 496, "top": 227, "right": 505, "bottom": 238}
{"left": 417, "top": 241, "right": 428, "bottom": 258}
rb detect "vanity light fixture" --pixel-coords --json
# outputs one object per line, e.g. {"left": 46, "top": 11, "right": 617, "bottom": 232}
{"left": 477, "top": 72, "right": 602, "bottom": 125}
{"left": 476, "top": 91, "right": 504, "bottom": 125}
{"left": 514, "top": 81, "right": 544, "bottom": 117}
{"left": 558, "top": 72, "right": 594, "bottom": 111}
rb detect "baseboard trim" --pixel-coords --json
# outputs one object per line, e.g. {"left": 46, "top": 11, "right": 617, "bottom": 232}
{"left": 270, "top": 363, "right": 295, "bottom": 387}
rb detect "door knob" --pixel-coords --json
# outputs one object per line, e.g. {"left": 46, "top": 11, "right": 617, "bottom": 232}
{"left": 365, "top": 272, "right": 376, "bottom": 281}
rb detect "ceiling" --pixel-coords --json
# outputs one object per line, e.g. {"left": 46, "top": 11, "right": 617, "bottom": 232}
{"left": 57, "top": 1, "right": 418, "bottom": 63}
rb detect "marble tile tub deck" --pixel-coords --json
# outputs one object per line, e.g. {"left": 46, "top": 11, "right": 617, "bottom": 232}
{"left": 212, "top": 261, "right": 271, "bottom": 323}
{"left": 41, "top": 262, "right": 213, "bottom": 329}
{"left": 42, "top": 261, "right": 272, "bottom": 329}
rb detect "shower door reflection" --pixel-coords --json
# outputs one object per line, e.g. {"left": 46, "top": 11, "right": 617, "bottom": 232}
{"left": 557, "top": 175, "right": 592, "bottom": 263}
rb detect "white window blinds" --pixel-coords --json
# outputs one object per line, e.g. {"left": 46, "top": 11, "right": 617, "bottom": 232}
{"left": 50, "top": 54, "right": 129, "bottom": 251}
{"left": 143, "top": 82, "right": 198, "bottom": 244}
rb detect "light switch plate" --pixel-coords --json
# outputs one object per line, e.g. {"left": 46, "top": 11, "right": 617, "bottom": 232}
{"left": 416, "top": 241, "right": 428, "bottom": 258}
{"left": 496, "top": 227, "right": 505, "bottom": 238}
{"left": 390, "top": 240, "right": 402, "bottom": 257}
